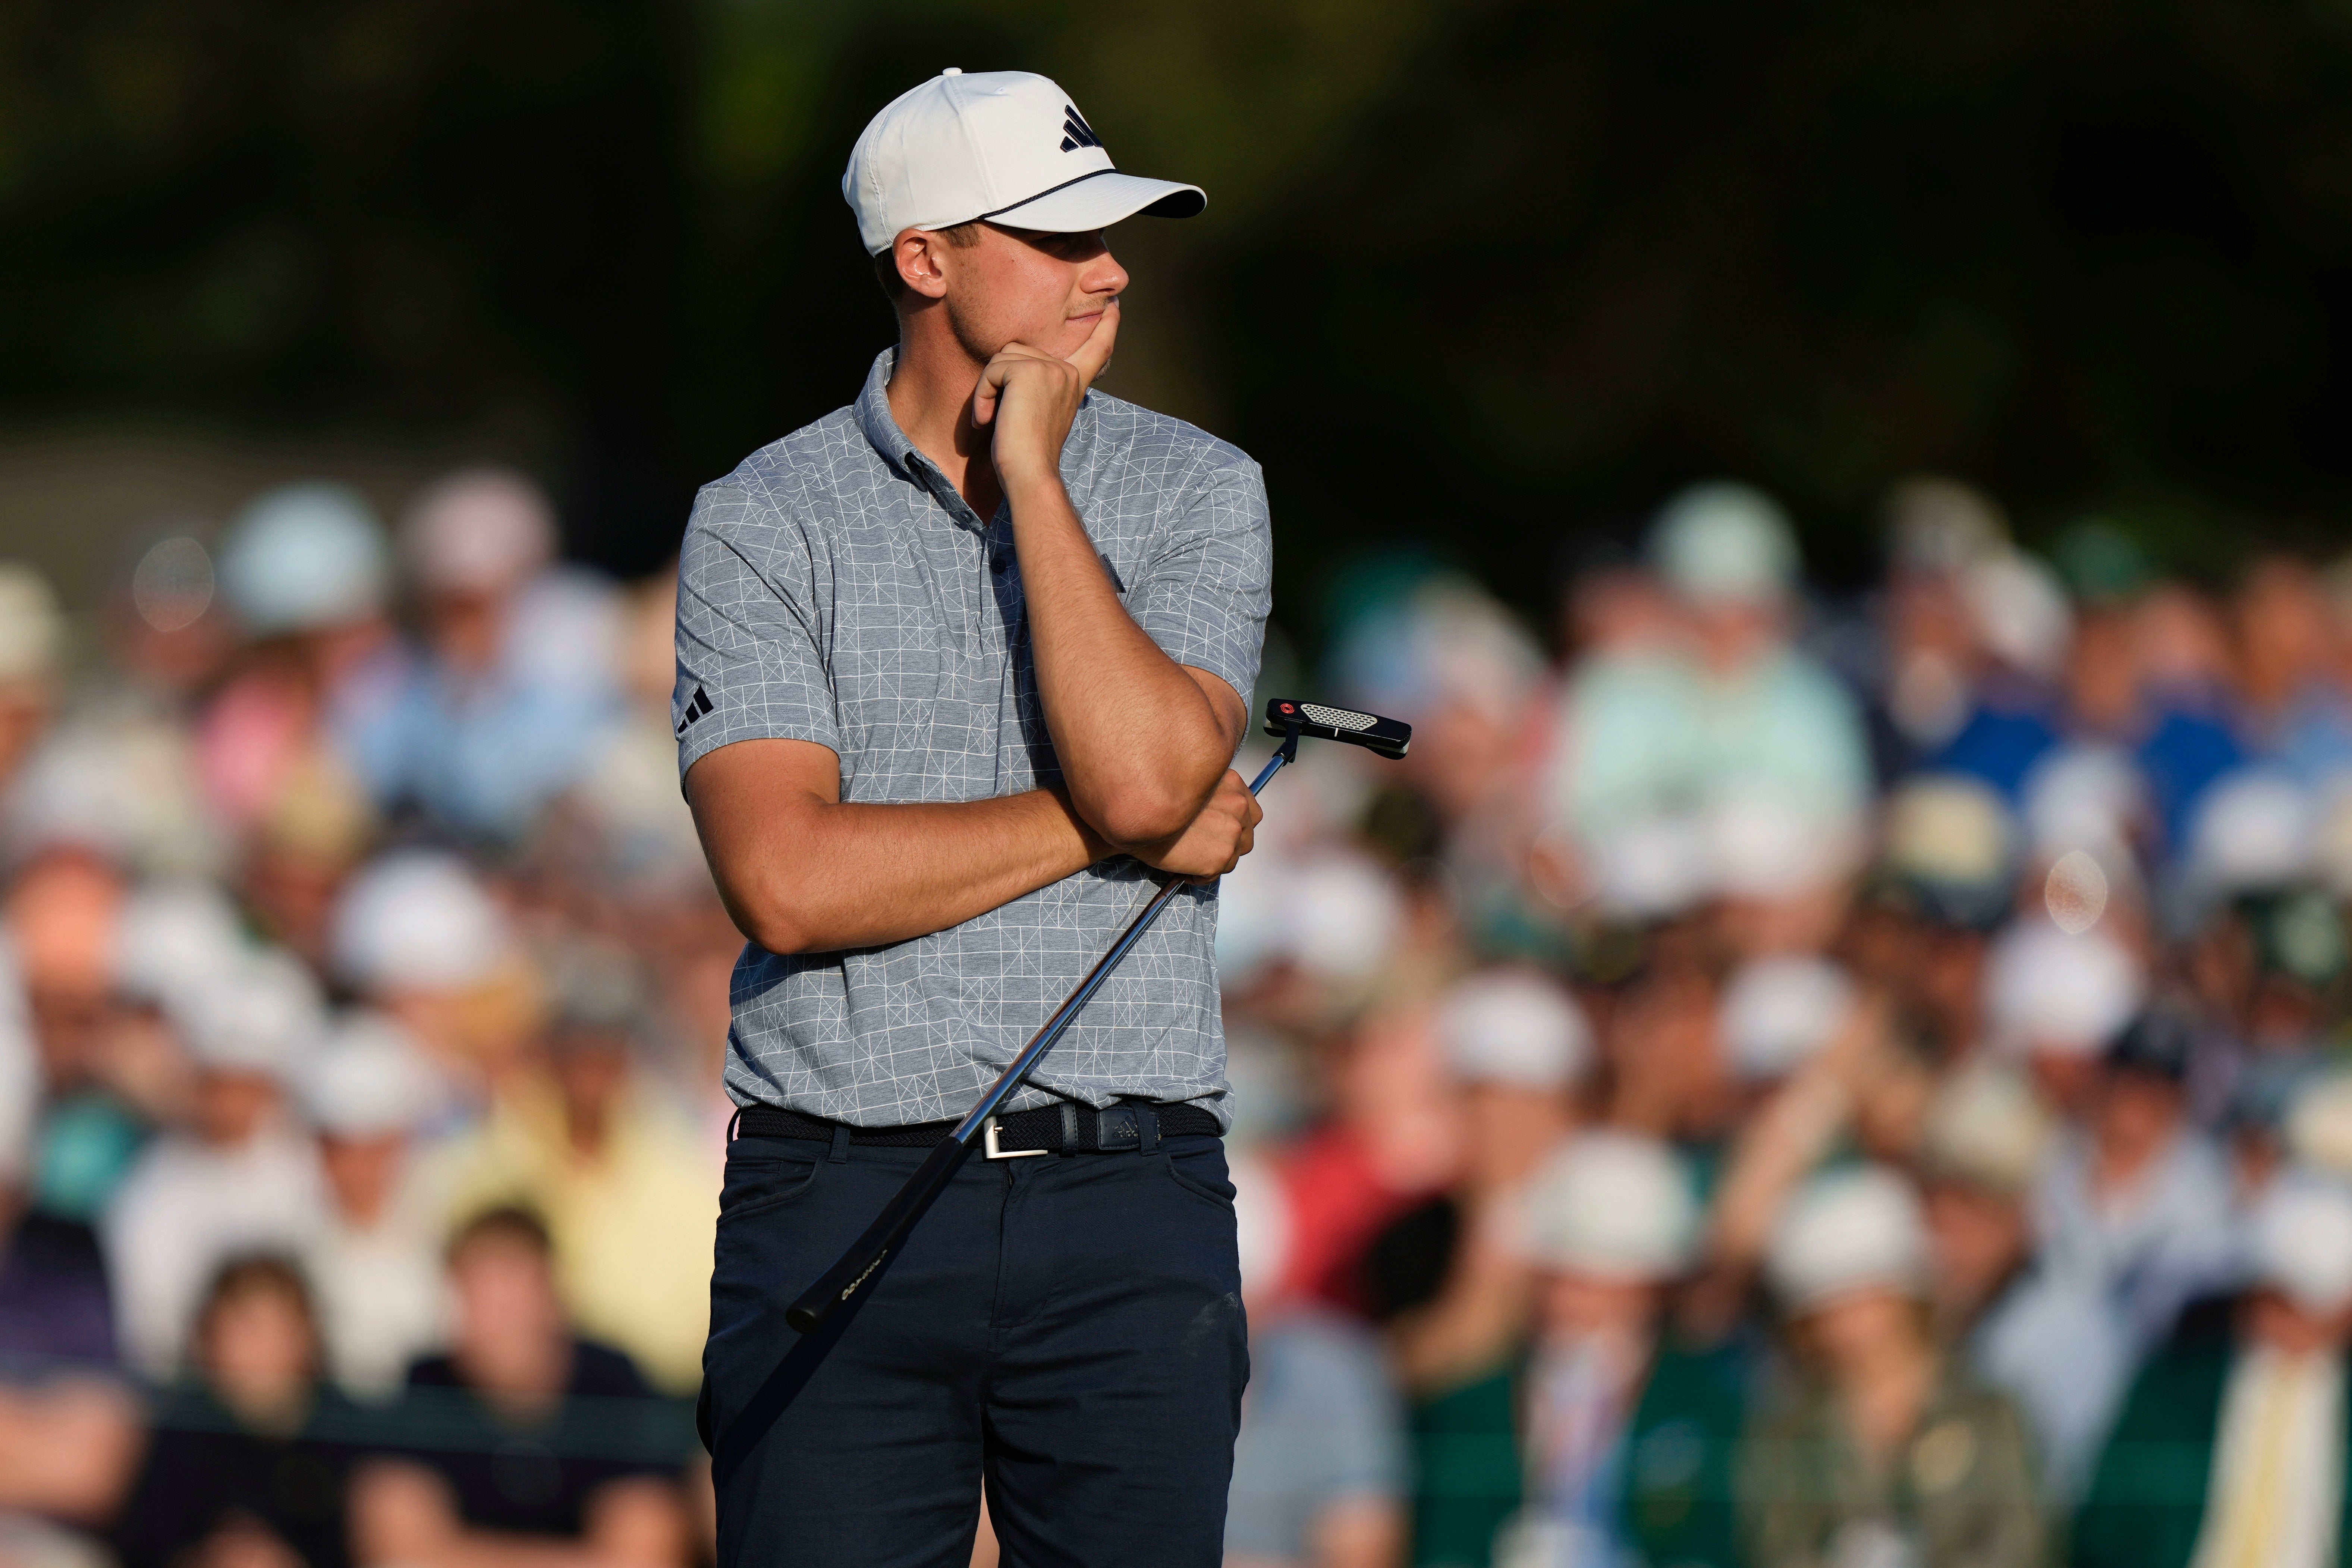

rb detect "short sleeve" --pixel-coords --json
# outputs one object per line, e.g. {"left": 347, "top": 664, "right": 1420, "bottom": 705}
{"left": 1124, "top": 453, "right": 1273, "bottom": 709}
{"left": 673, "top": 480, "right": 840, "bottom": 781}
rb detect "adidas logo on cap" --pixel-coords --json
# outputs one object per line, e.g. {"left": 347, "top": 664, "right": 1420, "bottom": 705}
{"left": 1059, "top": 105, "right": 1103, "bottom": 154}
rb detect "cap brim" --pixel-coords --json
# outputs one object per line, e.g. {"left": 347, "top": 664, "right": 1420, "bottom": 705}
{"left": 973, "top": 170, "right": 1205, "bottom": 233}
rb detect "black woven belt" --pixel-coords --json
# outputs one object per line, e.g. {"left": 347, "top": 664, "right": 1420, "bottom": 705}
{"left": 734, "top": 1100, "right": 1220, "bottom": 1155}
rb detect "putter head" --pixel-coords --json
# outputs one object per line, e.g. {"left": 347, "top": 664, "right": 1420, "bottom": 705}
{"left": 1264, "top": 698, "right": 1412, "bottom": 761}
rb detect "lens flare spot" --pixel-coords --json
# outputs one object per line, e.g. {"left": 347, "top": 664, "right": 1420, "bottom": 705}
{"left": 132, "top": 536, "right": 215, "bottom": 633}
{"left": 2044, "top": 849, "right": 2110, "bottom": 935}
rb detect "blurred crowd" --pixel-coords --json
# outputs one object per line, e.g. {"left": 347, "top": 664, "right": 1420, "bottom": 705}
{"left": 1216, "top": 480, "right": 2352, "bottom": 1568}
{"left": 10, "top": 467, "right": 2352, "bottom": 1568}
{"left": 0, "top": 473, "right": 726, "bottom": 1568}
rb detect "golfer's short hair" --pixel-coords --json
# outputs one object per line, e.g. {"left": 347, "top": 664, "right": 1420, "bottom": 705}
{"left": 874, "top": 221, "right": 984, "bottom": 304}
{"left": 447, "top": 1203, "right": 554, "bottom": 1266}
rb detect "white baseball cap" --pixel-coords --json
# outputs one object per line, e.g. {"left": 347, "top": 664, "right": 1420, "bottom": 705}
{"left": 112, "top": 879, "right": 251, "bottom": 1010}
{"left": 301, "top": 1013, "right": 438, "bottom": 1138}
{"left": 171, "top": 947, "right": 327, "bottom": 1076}
{"left": 1766, "top": 1165, "right": 1931, "bottom": 1310}
{"left": 1519, "top": 1133, "right": 1698, "bottom": 1282}
{"left": 400, "top": 468, "right": 557, "bottom": 596}
{"left": 2250, "top": 1169, "right": 2352, "bottom": 1315}
{"left": 1720, "top": 956, "right": 1856, "bottom": 1083}
{"left": 1649, "top": 482, "right": 1799, "bottom": 605}
{"left": 1436, "top": 970, "right": 1591, "bottom": 1090}
{"left": 331, "top": 850, "right": 513, "bottom": 993}
{"left": 843, "top": 69, "right": 1205, "bottom": 256}
{"left": 1984, "top": 922, "right": 2143, "bottom": 1058}
{"left": 218, "top": 482, "right": 391, "bottom": 636}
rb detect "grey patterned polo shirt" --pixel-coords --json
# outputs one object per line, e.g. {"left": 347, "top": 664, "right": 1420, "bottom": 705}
{"left": 674, "top": 349, "right": 1271, "bottom": 1127}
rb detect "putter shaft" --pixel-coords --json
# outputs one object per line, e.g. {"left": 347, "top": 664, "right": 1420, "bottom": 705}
{"left": 781, "top": 746, "right": 1292, "bottom": 1335}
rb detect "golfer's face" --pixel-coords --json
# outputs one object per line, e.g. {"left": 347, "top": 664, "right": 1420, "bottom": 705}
{"left": 950, "top": 223, "right": 1127, "bottom": 360}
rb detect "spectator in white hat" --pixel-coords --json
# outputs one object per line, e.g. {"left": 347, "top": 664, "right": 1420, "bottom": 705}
{"left": 1372, "top": 971, "right": 1590, "bottom": 1395}
{"left": 330, "top": 849, "right": 525, "bottom": 1086}
{"left": 1326, "top": 571, "right": 1547, "bottom": 830}
{"left": 1659, "top": 485, "right": 1869, "bottom": 832}
{"left": 1746, "top": 1166, "right": 2046, "bottom": 1568}
{"left": 1720, "top": 956, "right": 1856, "bottom": 1089}
{"left": 217, "top": 483, "right": 391, "bottom": 643}
{"left": 1984, "top": 920, "right": 2144, "bottom": 1114}
{"left": 200, "top": 482, "right": 400, "bottom": 842}
{"left": 1917, "top": 1060, "right": 2130, "bottom": 1501}
{"left": 1702, "top": 964, "right": 1911, "bottom": 1290}
{"left": 2027, "top": 1003, "right": 2238, "bottom": 1364}
{"left": 1875, "top": 478, "right": 2009, "bottom": 754}
{"left": 1899, "top": 542, "right": 2075, "bottom": 802}
{"left": 1225, "top": 1155, "right": 1409, "bottom": 1568}
{"left": 102, "top": 949, "right": 327, "bottom": 1379}
{"left": 1916, "top": 1057, "right": 2051, "bottom": 1344}
{"left": 1493, "top": 1133, "right": 1746, "bottom": 1568}
{"left": 345, "top": 467, "right": 623, "bottom": 841}
{"left": 1438, "top": 971, "right": 1590, "bottom": 1116}
{"left": 299, "top": 1013, "right": 449, "bottom": 1401}
{"left": 1547, "top": 484, "right": 1869, "bottom": 866}
{"left": 1351, "top": 973, "right": 1596, "bottom": 1562}
{"left": 2075, "top": 1169, "right": 2352, "bottom": 1568}
{"left": 401, "top": 468, "right": 557, "bottom": 606}
{"left": 1707, "top": 790, "right": 1862, "bottom": 960}
{"left": 111, "top": 880, "right": 249, "bottom": 1017}
{"left": 1859, "top": 774, "right": 2018, "bottom": 1061}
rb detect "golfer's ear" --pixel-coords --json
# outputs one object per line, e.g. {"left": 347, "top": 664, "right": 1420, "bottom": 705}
{"left": 894, "top": 231, "right": 950, "bottom": 301}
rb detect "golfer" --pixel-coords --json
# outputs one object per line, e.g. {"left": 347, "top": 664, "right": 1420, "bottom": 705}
{"left": 678, "top": 69, "right": 1271, "bottom": 1567}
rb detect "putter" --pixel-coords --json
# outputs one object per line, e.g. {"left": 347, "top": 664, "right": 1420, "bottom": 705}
{"left": 781, "top": 697, "right": 1410, "bottom": 1336}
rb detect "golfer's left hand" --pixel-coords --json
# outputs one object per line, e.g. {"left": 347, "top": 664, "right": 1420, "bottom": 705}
{"left": 972, "top": 300, "right": 1119, "bottom": 493}
{"left": 1131, "top": 768, "right": 1261, "bottom": 882}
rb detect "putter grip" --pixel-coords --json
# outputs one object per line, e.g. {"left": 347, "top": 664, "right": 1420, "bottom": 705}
{"left": 784, "top": 1134, "right": 974, "bottom": 1333}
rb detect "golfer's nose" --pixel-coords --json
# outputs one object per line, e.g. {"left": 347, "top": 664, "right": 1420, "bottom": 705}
{"left": 1082, "top": 245, "right": 1129, "bottom": 300}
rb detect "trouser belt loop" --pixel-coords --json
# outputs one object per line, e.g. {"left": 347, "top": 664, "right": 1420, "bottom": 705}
{"left": 1137, "top": 1106, "right": 1159, "bottom": 1153}
{"left": 726, "top": 1107, "right": 743, "bottom": 1144}
{"left": 828, "top": 1123, "right": 851, "bottom": 1164}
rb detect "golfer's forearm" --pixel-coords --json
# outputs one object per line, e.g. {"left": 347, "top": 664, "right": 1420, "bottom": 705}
{"left": 1007, "top": 478, "right": 1233, "bottom": 846}
{"left": 706, "top": 788, "right": 1104, "bottom": 956}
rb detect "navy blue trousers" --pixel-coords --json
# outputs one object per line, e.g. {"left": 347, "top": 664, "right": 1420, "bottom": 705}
{"left": 703, "top": 1127, "right": 1248, "bottom": 1568}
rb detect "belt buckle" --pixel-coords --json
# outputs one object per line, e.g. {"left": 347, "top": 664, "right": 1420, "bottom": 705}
{"left": 983, "top": 1117, "right": 1047, "bottom": 1160}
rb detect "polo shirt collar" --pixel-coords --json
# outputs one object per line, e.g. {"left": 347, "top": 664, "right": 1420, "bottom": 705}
{"left": 855, "top": 349, "right": 920, "bottom": 476}
{"left": 853, "top": 345, "right": 1101, "bottom": 495}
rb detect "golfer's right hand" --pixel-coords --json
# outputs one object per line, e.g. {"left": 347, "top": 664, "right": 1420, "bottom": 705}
{"left": 972, "top": 300, "right": 1119, "bottom": 495}
{"left": 1132, "top": 768, "right": 1262, "bottom": 881}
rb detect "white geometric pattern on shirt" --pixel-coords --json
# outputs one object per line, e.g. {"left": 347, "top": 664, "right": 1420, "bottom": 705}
{"left": 673, "top": 349, "right": 1272, "bottom": 1128}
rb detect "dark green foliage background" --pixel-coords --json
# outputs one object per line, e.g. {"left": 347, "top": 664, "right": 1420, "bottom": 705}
{"left": 4, "top": 0, "right": 2349, "bottom": 626}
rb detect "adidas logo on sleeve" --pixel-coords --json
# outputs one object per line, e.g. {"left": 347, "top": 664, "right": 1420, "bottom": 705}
{"left": 675, "top": 683, "right": 714, "bottom": 737}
